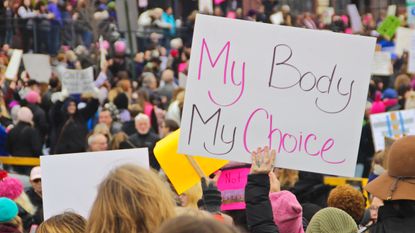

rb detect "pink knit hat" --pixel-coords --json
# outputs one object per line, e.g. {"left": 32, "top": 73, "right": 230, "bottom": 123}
{"left": 0, "top": 170, "right": 23, "bottom": 200}
{"left": 25, "top": 91, "right": 40, "bottom": 104}
{"left": 269, "top": 191, "right": 304, "bottom": 233}
{"left": 114, "top": 41, "right": 126, "bottom": 54}
{"left": 371, "top": 91, "right": 386, "bottom": 114}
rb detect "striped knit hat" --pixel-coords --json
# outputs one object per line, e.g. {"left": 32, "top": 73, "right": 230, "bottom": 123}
{"left": 306, "top": 207, "right": 358, "bottom": 233}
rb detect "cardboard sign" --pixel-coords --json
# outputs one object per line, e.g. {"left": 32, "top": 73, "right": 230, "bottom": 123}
{"left": 199, "top": 0, "right": 213, "bottom": 14}
{"left": 41, "top": 148, "right": 149, "bottom": 219}
{"left": 154, "top": 129, "right": 228, "bottom": 194}
{"left": 387, "top": 5, "right": 397, "bottom": 16}
{"left": 217, "top": 167, "right": 250, "bottom": 211}
{"left": 408, "top": 0, "right": 415, "bottom": 27}
{"left": 408, "top": 31, "right": 415, "bottom": 73}
{"left": 60, "top": 67, "right": 95, "bottom": 94}
{"left": 347, "top": 4, "right": 363, "bottom": 33}
{"left": 5, "top": 49, "right": 23, "bottom": 80}
{"left": 395, "top": 27, "right": 415, "bottom": 56}
{"left": 377, "top": 16, "right": 401, "bottom": 39}
{"left": 22, "top": 54, "right": 52, "bottom": 83}
{"left": 178, "top": 15, "right": 376, "bottom": 177}
{"left": 370, "top": 110, "right": 415, "bottom": 151}
{"left": 372, "top": 52, "right": 393, "bottom": 76}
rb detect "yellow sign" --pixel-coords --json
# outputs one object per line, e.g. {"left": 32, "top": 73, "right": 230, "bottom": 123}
{"left": 154, "top": 129, "right": 228, "bottom": 194}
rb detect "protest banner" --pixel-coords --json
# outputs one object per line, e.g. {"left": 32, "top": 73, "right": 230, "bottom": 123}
{"left": 387, "top": 5, "right": 397, "bottom": 16}
{"left": 5, "top": 49, "right": 23, "bottom": 80}
{"left": 60, "top": 67, "right": 95, "bottom": 94}
{"left": 408, "top": 0, "right": 415, "bottom": 27}
{"left": 41, "top": 148, "right": 149, "bottom": 219}
{"left": 395, "top": 27, "right": 414, "bottom": 56}
{"left": 22, "top": 54, "right": 52, "bottom": 83}
{"left": 370, "top": 109, "right": 415, "bottom": 151}
{"left": 178, "top": 14, "right": 376, "bottom": 177}
{"left": 199, "top": 0, "right": 213, "bottom": 14}
{"left": 347, "top": 4, "right": 363, "bottom": 33}
{"left": 217, "top": 167, "right": 250, "bottom": 211}
{"left": 372, "top": 51, "right": 393, "bottom": 76}
{"left": 377, "top": 16, "right": 401, "bottom": 40}
{"left": 408, "top": 31, "right": 415, "bottom": 73}
{"left": 154, "top": 129, "right": 228, "bottom": 194}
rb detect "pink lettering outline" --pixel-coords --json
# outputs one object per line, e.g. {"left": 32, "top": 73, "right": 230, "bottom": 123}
{"left": 243, "top": 108, "right": 269, "bottom": 153}
{"left": 304, "top": 134, "right": 320, "bottom": 156}
{"left": 282, "top": 133, "right": 298, "bottom": 153}
{"left": 198, "top": 38, "right": 230, "bottom": 83}
{"left": 320, "top": 139, "right": 344, "bottom": 164}
{"left": 208, "top": 62, "right": 246, "bottom": 107}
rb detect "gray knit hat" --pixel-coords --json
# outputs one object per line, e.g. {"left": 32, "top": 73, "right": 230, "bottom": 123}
{"left": 306, "top": 207, "right": 358, "bottom": 233}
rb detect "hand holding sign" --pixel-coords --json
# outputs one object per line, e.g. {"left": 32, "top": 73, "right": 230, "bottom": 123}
{"left": 250, "top": 146, "right": 276, "bottom": 174}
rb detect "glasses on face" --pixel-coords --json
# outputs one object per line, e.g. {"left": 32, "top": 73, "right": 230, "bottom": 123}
{"left": 32, "top": 179, "right": 41, "bottom": 183}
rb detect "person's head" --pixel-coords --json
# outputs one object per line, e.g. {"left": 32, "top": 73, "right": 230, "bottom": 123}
{"left": 0, "top": 197, "right": 18, "bottom": 224}
{"left": 365, "top": 136, "right": 415, "bottom": 201}
{"left": 142, "top": 73, "right": 158, "bottom": 91}
{"left": 214, "top": 6, "right": 223, "bottom": 16}
{"left": 66, "top": 100, "right": 77, "bottom": 115}
{"left": 180, "top": 183, "right": 202, "bottom": 209}
{"left": 270, "top": 191, "right": 303, "bottom": 233}
{"left": 17, "top": 106, "right": 33, "bottom": 125}
{"left": 23, "top": 0, "right": 31, "bottom": 7}
{"left": 161, "top": 119, "right": 179, "bottom": 138}
{"left": 369, "top": 196, "right": 383, "bottom": 223}
{"left": 30, "top": 166, "right": 42, "bottom": 196}
{"left": 98, "top": 109, "right": 113, "bottom": 128}
{"left": 86, "top": 165, "right": 176, "bottom": 233}
{"left": 275, "top": 168, "right": 299, "bottom": 189}
{"left": 327, "top": 185, "right": 365, "bottom": 223}
{"left": 88, "top": 133, "right": 108, "bottom": 152}
{"left": 113, "top": 93, "right": 129, "bottom": 110}
{"left": 110, "top": 132, "right": 128, "bottom": 150}
{"left": 25, "top": 90, "right": 41, "bottom": 104}
{"left": 135, "top": 113, "right": 151, "bottom": 135}
{"left": 306, "top": 207, "right": 358, "bottom": 233}
{"left": 156, "top": 215, "right": 240, "bottom": 233}
{"left": 128, "top": 104, "right": 143, "bottom": 118}
{"left": 37, "top": 212, "right": 86, "bottom": 233}
{"left": 161, "top": 69, "right": 175, "bottom": 84}
{"left": 165, "top": 6, "right": 173, "bottom": 15}
{"left": 93, "top": 123, "right": 112, "bottom": 145}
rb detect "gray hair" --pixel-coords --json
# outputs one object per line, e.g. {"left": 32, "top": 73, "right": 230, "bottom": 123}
{"left": 135, "top": 113, "right": 150, "bottom": 123}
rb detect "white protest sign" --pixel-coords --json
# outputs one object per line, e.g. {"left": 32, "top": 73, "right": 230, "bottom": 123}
{"left": 178, "top": 15, "right": 376, "bottom": 177}
{"left": 387, "top": 5, "right": 397, "bottom": 16}
{"left": 22, "top": 54, "right": 52, "bottom": 83}
{"left": 370, "top": 110, "right": 415, "bottom": 151}
{"left": 61, "top": 67, "right": 95, "bottom": 94}
{"left": 408, "top": 31, "right": 415, "bottom": 73}
{"left": 5, "top": 49, "right": 23, "bottom": 80}
{"left": 372, "top": 52, "right": 393, "bottom": 76}
{"left": 41, "top": 148, "right": 149, "bottom": 219}
{"left": 408, "top": 0, "right": 415, "bottom": 27}
{"left": 395, "top": 27, "right": 414, "bottom": 56}
{"left": 199, "top": 0, "right": 213, "bottom": 14}
{"left": 347, "top": 4, "right": 363, "bottom": 33}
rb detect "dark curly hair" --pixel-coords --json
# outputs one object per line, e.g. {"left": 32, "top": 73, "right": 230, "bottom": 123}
{"left": 327, "top": 184, "right": 365, "bottom": 224}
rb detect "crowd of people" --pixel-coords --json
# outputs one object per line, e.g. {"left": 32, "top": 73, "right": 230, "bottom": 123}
{"left": 0, "top": 0, "right": 415, "bottom": 232}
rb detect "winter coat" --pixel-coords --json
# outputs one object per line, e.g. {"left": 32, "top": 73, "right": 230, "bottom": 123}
{"left": 27, "top": 104, "right": 48, "bottom": 142}
{"left": 245, "top": 174, "right": 279, "bottom": 233}
{"left": 370, "top": 201, "right": 415, "bottom": 233}
{"left": 119, "top": 131, "right": 160, "bottom": 170}
{"left": 51, "top": 98, "right": 99, "bottom": 154}
{"left": 6, "top": 122, "right": 42, "bottom": 157}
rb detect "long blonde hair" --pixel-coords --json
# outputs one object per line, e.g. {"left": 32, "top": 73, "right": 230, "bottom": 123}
{"left": 37, "top": 212, "right": 86, "bottom": 233}
{"left": 86, "top": 165, "right": 176, "bottom": 233}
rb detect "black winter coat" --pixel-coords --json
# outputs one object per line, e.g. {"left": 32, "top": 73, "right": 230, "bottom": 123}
{"left": 245, "top": 174, "right": 279, "bottom": 233}
{"left": 370, "top": 201, "right": 415, "bottom": 233}
{"left": 51, "top": 98, "right": 99, "bottom": 154}
{"left": 120, "top": 131, "right": 160, "bottom": 170}
{"left": 27, "top": 103, "right": 48, "bottom": 142}
{"left": 6, "top": 122, "right": 42, "bottom": 157}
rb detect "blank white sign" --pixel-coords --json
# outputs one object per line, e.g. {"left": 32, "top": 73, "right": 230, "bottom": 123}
{"left": 41, "top": 148, "right": 149, "bottom": 219}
